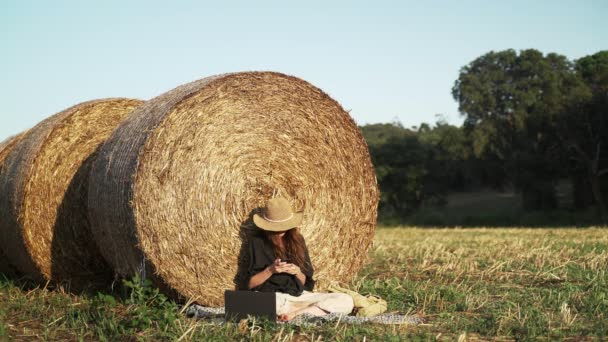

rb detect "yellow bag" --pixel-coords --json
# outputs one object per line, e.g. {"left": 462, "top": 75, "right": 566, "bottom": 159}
{"left": 357, "top": 295, "right": 388, "bottom": 317}
{"left": 328, "top": 284, "right": 388, "bottom": 317}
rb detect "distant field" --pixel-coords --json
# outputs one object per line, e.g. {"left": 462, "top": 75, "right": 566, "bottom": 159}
{"left": 404, "top": 185, "right": 603, "bottom": 227}
{"left": 445, "top": 181, "right": 574, "bottom": 210}
{"left": 0, "top": 227, "right": 606, "bottom": 340}
{"left": 445, "top": 189, "right": 521, "bottom": 210}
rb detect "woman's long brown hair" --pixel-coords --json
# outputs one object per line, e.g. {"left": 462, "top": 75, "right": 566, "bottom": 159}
{"left": 264, "top": 228, "right": 309, "bottom": 273}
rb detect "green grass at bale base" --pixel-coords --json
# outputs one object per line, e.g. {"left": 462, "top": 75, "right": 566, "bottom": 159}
{"left": 0, "top": 227, "right": 606, "bottom": 341}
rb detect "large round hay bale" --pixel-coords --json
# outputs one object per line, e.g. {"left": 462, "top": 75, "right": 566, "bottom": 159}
{"left": 88, "top": 72, "right": 379, "bottom": 306}
{"left": 0, "top": 98, "right": 143, "bottom": 289}
{"left": 0, "top": 132, "right": 27, "bottom": 277}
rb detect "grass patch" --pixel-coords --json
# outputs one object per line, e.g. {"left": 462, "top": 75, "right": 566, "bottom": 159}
{"left": 0, "top": 227, "right": 606, "bottom": 340}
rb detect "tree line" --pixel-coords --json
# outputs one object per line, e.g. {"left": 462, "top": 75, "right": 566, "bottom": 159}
{"left": 361, "top": 49, "right": 608, "bottom": 223}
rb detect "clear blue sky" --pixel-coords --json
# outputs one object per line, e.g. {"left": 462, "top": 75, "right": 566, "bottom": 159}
{"left": 1, "top": 0, "right": 606, "bottom": 141}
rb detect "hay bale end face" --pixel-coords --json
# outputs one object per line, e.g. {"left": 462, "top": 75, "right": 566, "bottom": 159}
{"left": 89, "top": 72, "right": 379, "bottom": 306}
{"left": 0, "top": 99, "right": 143, "bottom": 288}
{"left": 0, "top": 132, "right": 27, "bottom": 277}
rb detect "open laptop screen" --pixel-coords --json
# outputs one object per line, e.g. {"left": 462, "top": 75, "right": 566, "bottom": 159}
{"left": 224, "top": 290, "right": 276, "bottom": 322}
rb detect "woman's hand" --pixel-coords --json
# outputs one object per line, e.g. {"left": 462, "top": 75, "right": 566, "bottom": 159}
{"left": 249, "top": 259, "right": 286, "bottom": 289}
{"left": 282, "top": 263, "right": 302, "bottom": 276}
{"left": 267, "top": 259, "right": 290, "bottom": 274}
{"left": 267, "top": 259, "right": 301, "bottom": 275}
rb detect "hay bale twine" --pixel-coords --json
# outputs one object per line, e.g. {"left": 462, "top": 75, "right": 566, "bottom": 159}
{"left": 88, "top": 72, "right": 379, "bottom": 306}
{"left": 0, "top": 98, "right": 143, "bottom": 288}
{"left": 0, "top": 132, "right": 28, "bottom": 277}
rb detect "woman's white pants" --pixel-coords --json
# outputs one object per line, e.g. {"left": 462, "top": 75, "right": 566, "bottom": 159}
{"left": 275, "top": 291, "right": 354, "bottom": 315}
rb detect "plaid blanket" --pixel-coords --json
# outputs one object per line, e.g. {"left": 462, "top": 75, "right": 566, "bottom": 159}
{"left": 185, "top": 305, "right": 424, "bottom": 326}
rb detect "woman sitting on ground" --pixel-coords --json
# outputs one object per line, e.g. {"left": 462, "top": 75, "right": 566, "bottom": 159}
{"left": 247, "top": 197, "right": 354, "bottom": 321}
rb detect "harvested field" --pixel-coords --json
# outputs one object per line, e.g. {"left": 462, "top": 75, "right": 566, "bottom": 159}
{"left": 0, "top": 227, "right": 605, "bottom": 340}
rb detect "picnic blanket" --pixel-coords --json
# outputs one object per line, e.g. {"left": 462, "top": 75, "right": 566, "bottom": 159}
{"left": 185, "top": 305, "right": 424, "bottom": 326}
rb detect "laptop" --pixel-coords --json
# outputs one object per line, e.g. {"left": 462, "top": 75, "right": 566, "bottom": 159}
{"left": 224, "top": 290, "right": 276, "bottom": 322}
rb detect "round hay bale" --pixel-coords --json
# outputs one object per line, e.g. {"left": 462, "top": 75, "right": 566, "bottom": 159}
{"left": 88, "top": 72, "right": 379, "bottom": 306}
{"left": 0, "top": 132, "right": 27, "bottom": 277}
{"left": 0, "top": 98, "right": 143, "bottom": 289}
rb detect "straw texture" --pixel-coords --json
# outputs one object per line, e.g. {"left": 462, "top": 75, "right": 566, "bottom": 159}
{"left": 88, "top": 72, "right": 379, "bottom": 306}
{"left": 0, "top": 132, "right": 27, "bottom": 277}
{"left": 0, "top": 99, "right": 143, "bottom": 289}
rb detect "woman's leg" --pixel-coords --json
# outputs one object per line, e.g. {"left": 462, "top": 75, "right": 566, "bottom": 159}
{"left": 278, "top": 304, "right": 328, "bottom": 321}
{"left": 313, "top": 293, "right": 354, "bottom": 315}
{"left": 278, "top": 292, "right": 354, "bottom": 321}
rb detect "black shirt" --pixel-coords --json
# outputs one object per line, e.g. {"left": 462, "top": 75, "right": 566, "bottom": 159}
{"left": 247, "top": 234, "right": 315, "bottom": 296}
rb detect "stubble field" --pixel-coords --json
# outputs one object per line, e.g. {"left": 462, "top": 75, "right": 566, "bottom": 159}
{"left": 0, "top": 227, "right": 606, "bottom": 341}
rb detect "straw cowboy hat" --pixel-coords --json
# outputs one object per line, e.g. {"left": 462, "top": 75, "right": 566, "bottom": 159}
{"left": 253, "top": 197, "right": 303, "bottom": 232}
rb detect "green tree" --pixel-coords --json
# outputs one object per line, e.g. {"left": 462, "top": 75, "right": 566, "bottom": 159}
{"left": 362, "top": 124, "right": 424, "bottom": 217}
{"left": 418, "top": 121, "right": 477, "bottom": 191}
{"left": 558, "top": 51, "right": 608, "bottom": 219}
{"left": 360, "top": 122, "right": 409, "bottom": 147}
{"left": 373, "top": 133, "right": 430, "bottom": 216}
{"left": 362, "top": 122, "right": 480, "bottom": 219}
{"left": 452, "top": 49, "right": 588, "bottom": 210}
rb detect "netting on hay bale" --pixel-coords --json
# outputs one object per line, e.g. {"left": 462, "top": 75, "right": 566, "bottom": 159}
{"left": 88, "top": 72, "right": 379, "bottom": 306}
{"left": 0, "top": 99, "right": 143, "bottom": 290}
{"left": 0, "top": 132, "right": 28, "bottom": 277}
